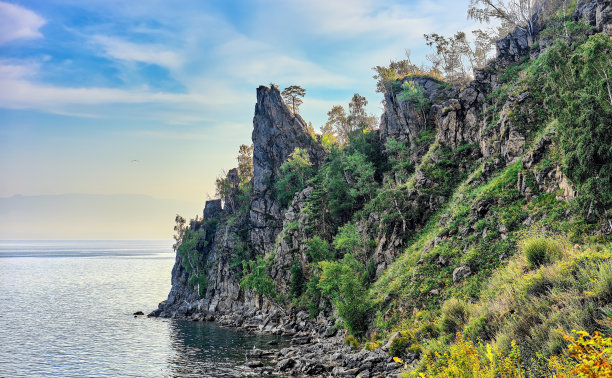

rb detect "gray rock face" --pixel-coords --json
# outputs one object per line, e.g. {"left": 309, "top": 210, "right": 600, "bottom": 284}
{"left": 249, "top": 85, "right": 325, "bottom": 255}
{"left": 159, "top": 199, "right": 222, "bottom": 317}
{"left": 453, "top": 265, "right": 472, "bottom": 283}
{"left": 271, "top": 187, "right": 312, "bottom": 296}
{"left": 479, "top": 93, "right": 529, "bottom": 164}
{"left": 494, "top": 10, "right": 542, "bottom": 68}
{"left": 203, "top": 199, "right": 222, "bottom": 220}
{"left": 573, "top": 0, "right": 612, "bottom": 35}
{"left": 380, "top": 77, "right": 442, "bottom": 151}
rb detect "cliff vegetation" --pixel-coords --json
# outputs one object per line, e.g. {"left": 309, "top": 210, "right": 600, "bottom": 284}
{"left": 157, "top": 0, "right": 612, "bottom": 376}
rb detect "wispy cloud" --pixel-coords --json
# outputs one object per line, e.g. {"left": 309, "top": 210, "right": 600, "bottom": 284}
{"left": 0, "top": 1, "right": 46, "bottom": 44}
{"left": 91, "top": 35, "right": 184, "bottom": 70}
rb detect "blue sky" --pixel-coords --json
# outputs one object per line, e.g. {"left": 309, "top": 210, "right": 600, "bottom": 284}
{"left": 0, "top": 0, "right": 481, "bottom": 238}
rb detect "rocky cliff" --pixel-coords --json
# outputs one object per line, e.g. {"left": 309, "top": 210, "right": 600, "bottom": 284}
{"left": 249, "top": 85, "right": 324, "bottom": 256}
{"left": 153, "top": 2, "right": 612, "bottom": 375}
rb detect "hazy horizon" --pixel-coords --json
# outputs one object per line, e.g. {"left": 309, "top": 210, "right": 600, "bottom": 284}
{"left": 0, "top": 192, "right": 203, "bottom": 240}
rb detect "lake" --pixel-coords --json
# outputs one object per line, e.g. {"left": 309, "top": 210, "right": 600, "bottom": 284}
{"left": 0, "top": 240, "right": 283, "bottom": 377}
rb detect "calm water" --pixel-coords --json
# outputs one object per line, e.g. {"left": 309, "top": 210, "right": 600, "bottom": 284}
{"left": 0, "top": 240, "right": 284, "bottom": 377}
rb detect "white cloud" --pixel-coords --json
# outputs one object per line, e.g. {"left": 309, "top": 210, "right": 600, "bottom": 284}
{"left": 91, "top": 35, "right": 184, "bottom": 70}
{"left": 213, "top": 35, "right": 355, "bottom": 88}
{"left": 0, "top": 1, "right": 46, "bottom": 44}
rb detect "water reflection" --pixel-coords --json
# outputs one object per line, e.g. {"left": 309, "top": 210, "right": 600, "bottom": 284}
{"left": 167, "top": 320, "right": 287, "bottom": 377}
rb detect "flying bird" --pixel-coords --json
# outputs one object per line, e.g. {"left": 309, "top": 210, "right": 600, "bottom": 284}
{"left": 131, "top": 160, "right": 140, "bottom": 163}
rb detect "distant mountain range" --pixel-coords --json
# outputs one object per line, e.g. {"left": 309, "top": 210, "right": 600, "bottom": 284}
{"left": 0, "top": 193, "right": 202, "bottom": 239}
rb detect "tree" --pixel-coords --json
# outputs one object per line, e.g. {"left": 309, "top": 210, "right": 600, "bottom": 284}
{"left": 237, "top": 144, "right": 253, "bottom": 183}
{"left": 274, "top": 147, "right": 313, "bottom": 207}
{"left": 424, "top": 32, "right": 474, "bottom": 82}
{"left": 215, "top": 172, "right": 233, "bottom": 212}
{"left": 281, "top": 85, "right": 306, "bottom": 114}
{"left": 326, "top": 105, "right": 351, "bottom": 145}
{"left": 467, "top": 0, "right": 543, "bottom": 42}
{"left": 318, "top": 254, "right": 371, "bottom": 337}
{"left": 172, "top": 214, "right": 186, "bottom": 251}
{"left": 348, "top": 93, "right": 375, "bottom": 131}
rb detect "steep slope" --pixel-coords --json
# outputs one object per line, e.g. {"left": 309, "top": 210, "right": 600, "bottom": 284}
{"left": 154, "top": 1, "right": 612, "bottom": 375}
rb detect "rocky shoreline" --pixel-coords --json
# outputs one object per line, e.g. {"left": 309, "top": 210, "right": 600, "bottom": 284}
{"left": 149, "top": 306, "right": 404, "bottom": 377}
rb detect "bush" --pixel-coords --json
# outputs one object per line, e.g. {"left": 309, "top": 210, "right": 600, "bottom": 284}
{"left": 521, "top": 237, "right": 562, "bottom": 269}
{"left": 332, "top": 222, "right": 362, "bottom": 257}
{"left": 594, "top": 261, "right": 612, "bottom": 303}
{"left": 318, "top": 254, "right": 371, "bottom": 337}
{"left": 345, "top": 335, "right": 361, "bottom": 349}
{"left": 275, "top": 147, "right": 312, "bottom": 207}
{"left": 240, "top": 255, "right": 276, "bottom": 298}
{"left": 420, "top": 334, "right": 524, "bottom": 377}
{"left": 440, "top": 298, "right": 470, "bottom": 336}
{"left": 305, "top": 236, "right": 332, "bottom": 262}
{"left": 390, "top": 334, "right": 421, "bottom": 359}
{"left": 549, "top": 330, "right": 612, "bottom": 377}
{"left": 289, "top": 260, "right": 305, "bottom": 298}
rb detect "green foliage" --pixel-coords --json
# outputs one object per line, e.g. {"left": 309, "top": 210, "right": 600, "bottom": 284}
{"left": 305, "top": 133, "right": 381, "bottom": 238}
{"left": 332, "top": 222, "right": 361, "bottom": 257}
{"left": 229, "top": 240, "right": 250, "bottom": 277}
{"left": 440, "top": 298, "right": 470, "bottom": 336}
{"left": 318, "top": 254, "right": 371, "bottom": 337}
{"left": 521, "top": 236, "right": 562, "bottom": 269}
{"left": 188, "top": 273, "right": 208, "bottom": 297}
{"left": 385, "top": 139, "right": 414, "bottom": 182}
{"left": 290, "top": 260, "right": 305, "bottom": 298}
{"left": 275, "top": 147, "right": 313, "bottom": 208}
{"left": 177, "top": 229, "right": 206, "bottom": 274}
{"left": 390, "top": 333, "right": 422, "bottom": 359}
{"left": 399, "top": 81, "right": 430, "bottom": 128}
{"left": 541, "top": 34, "right": 612, "bottom": 217}
{"left": 240, "top": 255, "right": 276, "bottom": 298}
{"left": 345, "top": 335, "right": 361, "bottom": 349}
{"left": 305, "top": 236, "right": 332, "bottom": 262}
{"left": 303, "top": 272, "right": 323, "bottom": 318}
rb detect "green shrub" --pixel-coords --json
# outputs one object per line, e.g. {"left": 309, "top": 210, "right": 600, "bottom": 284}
{"left": 289, "top": 260, "right": 305, "bottom": 298}
{"left": 390, "top": 334, "right": 422, "bottom": 359}
{"left": 332, "top": 222, "right": 361, "bottom": 257}
{"left": 305, "top": 236, "right": 332, "bottom": 262}
{"left": 275, "top": 147, "right": 313, "bottom": 207}
{"left": 542, "top": 34, "right": 612, "bottom": 217}
{"left": 318, "top": 254, "right": 371, "bottom": 337}
{"left": 521, "top": 237, "right": 562, "bottom": 269}
{"left": 188, "top": 273, "right": 208, "bottom": 297}
{"left": 594, "top": 261, "right": 612, "bottom": 303}
{"left": 440, "top": 298, "right": 470, "bottom": 336}
{"left": 345, "top": 335, "right": 360, "bottom": 349}
{"left": 240, "top": 255, "right": 276, "bottom": 298}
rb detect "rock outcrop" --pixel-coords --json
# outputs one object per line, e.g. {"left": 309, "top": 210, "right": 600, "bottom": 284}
{"left": 379, "top": 76, "right": 442, "bottom": 151}
{"left": 573, "top": 0, "right": 612, "bottom": 35}
{"left": 249, "top": 85, "right": 325, "bottom": 256}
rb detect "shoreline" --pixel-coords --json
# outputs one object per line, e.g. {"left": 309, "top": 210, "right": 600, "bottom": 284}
{"left": 149, "top": 305, "right": 404, "bottom": 377}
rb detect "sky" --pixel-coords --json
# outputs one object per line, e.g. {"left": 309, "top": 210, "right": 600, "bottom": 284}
{"left": 0, "top": 0, "right": 482, "bottom": 239}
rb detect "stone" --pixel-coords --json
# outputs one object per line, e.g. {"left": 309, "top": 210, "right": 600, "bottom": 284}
{"left": 246, "top": 360, "right": 263, "bottom": 368}
{"left": 132, "top": 311, "right": 144, "bottom": 316}
{"left": 203, "top": 199, "right": 222, "bottom": 220}
{"left": 382, "top": 331, "right": 402, "bottom": 351}
{"left": 278, "top": 358, "right": 296, "bottom": 371}
{"left": 453, "top": 265, "right": 472, "bottom": 283}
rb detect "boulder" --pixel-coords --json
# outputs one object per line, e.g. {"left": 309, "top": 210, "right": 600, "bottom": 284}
{"left": 453, "top": 265, "right": 472, "bottom": 283}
